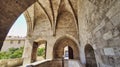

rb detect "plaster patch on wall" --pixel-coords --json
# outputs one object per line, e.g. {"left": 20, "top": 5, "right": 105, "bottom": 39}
{"left": 104, "top": 48, "right": 115, "bottom": 56}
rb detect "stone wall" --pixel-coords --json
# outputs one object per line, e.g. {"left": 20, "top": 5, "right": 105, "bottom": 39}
{"left": 23, "top": 0, "right": 79, "bottom": 63}
{"left": 78, "top": 0, "right": 120, "bottom": 67}
{"left": 0, "top": 58, "right": 23, "bottom": 67}
{"left": 27, "top": 59, "right": 81, "bottom": 67}
{"left": 22, "top": 0, "right": 120, "bottom": 67}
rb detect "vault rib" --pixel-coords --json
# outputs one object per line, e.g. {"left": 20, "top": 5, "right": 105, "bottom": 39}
{"left": 37, "top": 0, "right": 52, "bottom": 27}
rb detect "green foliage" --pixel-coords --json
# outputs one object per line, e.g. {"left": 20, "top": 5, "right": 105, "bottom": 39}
{"left": 0, "top": 47, "right": 45, "bottom": 60}
{"left": 0, "top": 47, "right": 24, "bottom": 60}
{"left": 37, "top": 47, "right": 45, "bottom": 57}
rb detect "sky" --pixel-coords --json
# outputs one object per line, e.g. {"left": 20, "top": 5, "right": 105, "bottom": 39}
{"left": 7, "top": 14, "right": 27, "bottom": 37}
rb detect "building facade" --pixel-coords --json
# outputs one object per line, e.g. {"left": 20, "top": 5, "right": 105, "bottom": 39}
{"left": 1, "top": 36, "right": 25, "bottom": 51}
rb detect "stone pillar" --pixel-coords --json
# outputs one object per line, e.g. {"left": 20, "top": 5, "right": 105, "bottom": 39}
{"left": 46, "top": 40, "right": 53, "bottom": 59}
{"left": 22, "top": 38, "right": 33, "bottom": 65}
{"left": 93, "top": 49, "right": 103, "bottom": 67}
{"left": 31, "top": 42, "right": 38, "bottom": 62}
{"left": 80, "top": 46, "right": 86, "bottom": 65}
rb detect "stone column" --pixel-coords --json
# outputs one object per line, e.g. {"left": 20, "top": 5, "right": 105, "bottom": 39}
{"left": 22, "top": 38, "right": 33, "bottom": 65}
{"left": 80, "top": 45, "right": 86, "bottom": 65}
{"left": 46, "top": 40, "right": 54, "bottom": 59}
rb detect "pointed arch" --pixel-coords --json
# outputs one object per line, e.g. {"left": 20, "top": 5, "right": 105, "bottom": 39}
{"left": 54, "top": 0, "right": 79, "bottom": 37}
{"left": 85, "top": 44, "right": 97, "bottom": 67}
{"left": 53, "top": 36, "right": 80, "bottom": 59}
{"left": 24, "top": 10, "right": 33, "bottom": 36}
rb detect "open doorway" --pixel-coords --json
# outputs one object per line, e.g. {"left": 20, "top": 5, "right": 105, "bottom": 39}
{"left": 53, "top": 36, "right": 79, "bottom": 60}
{"left": 31, "top": 40, "right": 47, "bottom": 62}
{"left": 85, "top": 44, "right": 97, "bottom": 67}
{"left": 37, "top": 43, "right": 46, "bottom": 61}
{"left": 64, "top": 46, "right": 73, "bottom": 59}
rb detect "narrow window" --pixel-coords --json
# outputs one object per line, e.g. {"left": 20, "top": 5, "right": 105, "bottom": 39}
{"left": 10, "top": 40, "right": 13, "bottom": 44}
{"left": 18, "top": 40, "right": 21, "bottom": 44}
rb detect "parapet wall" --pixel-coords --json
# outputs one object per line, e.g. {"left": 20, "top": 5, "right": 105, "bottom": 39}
{"left": 27, "top": 59, "right": 81, "bottom": 67}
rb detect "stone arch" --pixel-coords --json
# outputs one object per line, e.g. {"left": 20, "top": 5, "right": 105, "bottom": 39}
{"left": 85, "top": 44, "right": 97, "bottom": 67}
{"left": 0, "top": 0, "right": 37, "bottom": 50}
{"left": 24, "top": 10, "right": 34, "bottom": 35}
{"left": 31, "top": 40, "right": 47, "bottom": 62}
{"left": 53, "top": 36, "right": 80, "bottom": 60}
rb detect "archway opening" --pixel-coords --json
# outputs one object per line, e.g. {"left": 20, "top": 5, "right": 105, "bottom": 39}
{"left": 31, "top": 40, "right": 46, "bottom": 62}
{"left": 37, "top": 43, "right": 46, "bottom": 61}
{"left": 7, "top": 14, "right": 27, "bottom": 37}
{"left": 0, "top": 14, "right": 27, "bottom": 66}
{"left": 85, "top": 44, "right": 97, "bottom": 67}
{"left": 1, "top": 14, "right": 27, "bottom": 52}
{"left": 0, "top": 0, "right": 36, "bottom": 50}
{"left": 53, "top": 37, "right": 79, "bottom": 60}
{"left": 64, "top": 46, "right": 74, "bottom": 59}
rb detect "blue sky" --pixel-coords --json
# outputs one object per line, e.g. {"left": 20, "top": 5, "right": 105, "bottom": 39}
{"left": 7, "top": 14, "right": 27, "bottom": 37}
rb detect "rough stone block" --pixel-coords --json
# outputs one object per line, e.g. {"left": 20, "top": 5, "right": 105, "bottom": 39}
{"left": 104, "top": 48, "right": 115, "bottom": 56}
{"left": 112, "top": 28, "right": 120, "bottom": 37}
{"left": 105, "top": 21, "right": 114, "bottom": 30}
{"left": 95, "top": 31, "right": 101, "bottom": 38}
{"left": 110, "top": 13, "right": 120, "bottom": 26}
{"left": 103, "top": 31, "right": 113, "bottom": 40}
{"left": 93, "top": 19, "right": 106, "bottom": 34}
{"left": 106, "top": 1, "right": 120, "bottom": 18}
{"left": 108, "top": 37, "right": 120, "bottom": 47}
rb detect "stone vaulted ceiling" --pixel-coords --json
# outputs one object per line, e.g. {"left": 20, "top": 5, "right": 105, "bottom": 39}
{"left": 24, "top": 0, "right": 78, "bottom": 36}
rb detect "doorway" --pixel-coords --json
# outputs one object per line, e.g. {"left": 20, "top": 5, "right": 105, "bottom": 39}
{"left": 64, "top": 46, "right": 74, "bottom": 59}
{"left": 85, "top": 44, "right": 97, "bottom": 67}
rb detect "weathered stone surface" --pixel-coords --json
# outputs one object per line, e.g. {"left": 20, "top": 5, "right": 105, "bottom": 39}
{"left": 103, "top": 31, "right": 113, "bottom": 40}
{"left": 0, "top": 58, "right": 23, "bottom": 67}
{"left": 104, "top": 48, "right": 115, "bottom": 56}
{"left": 110, "top": 13, "right": 120, "bottom": 26}
{"left": 0, "top": 0, "right": 120, "bottom": 67}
